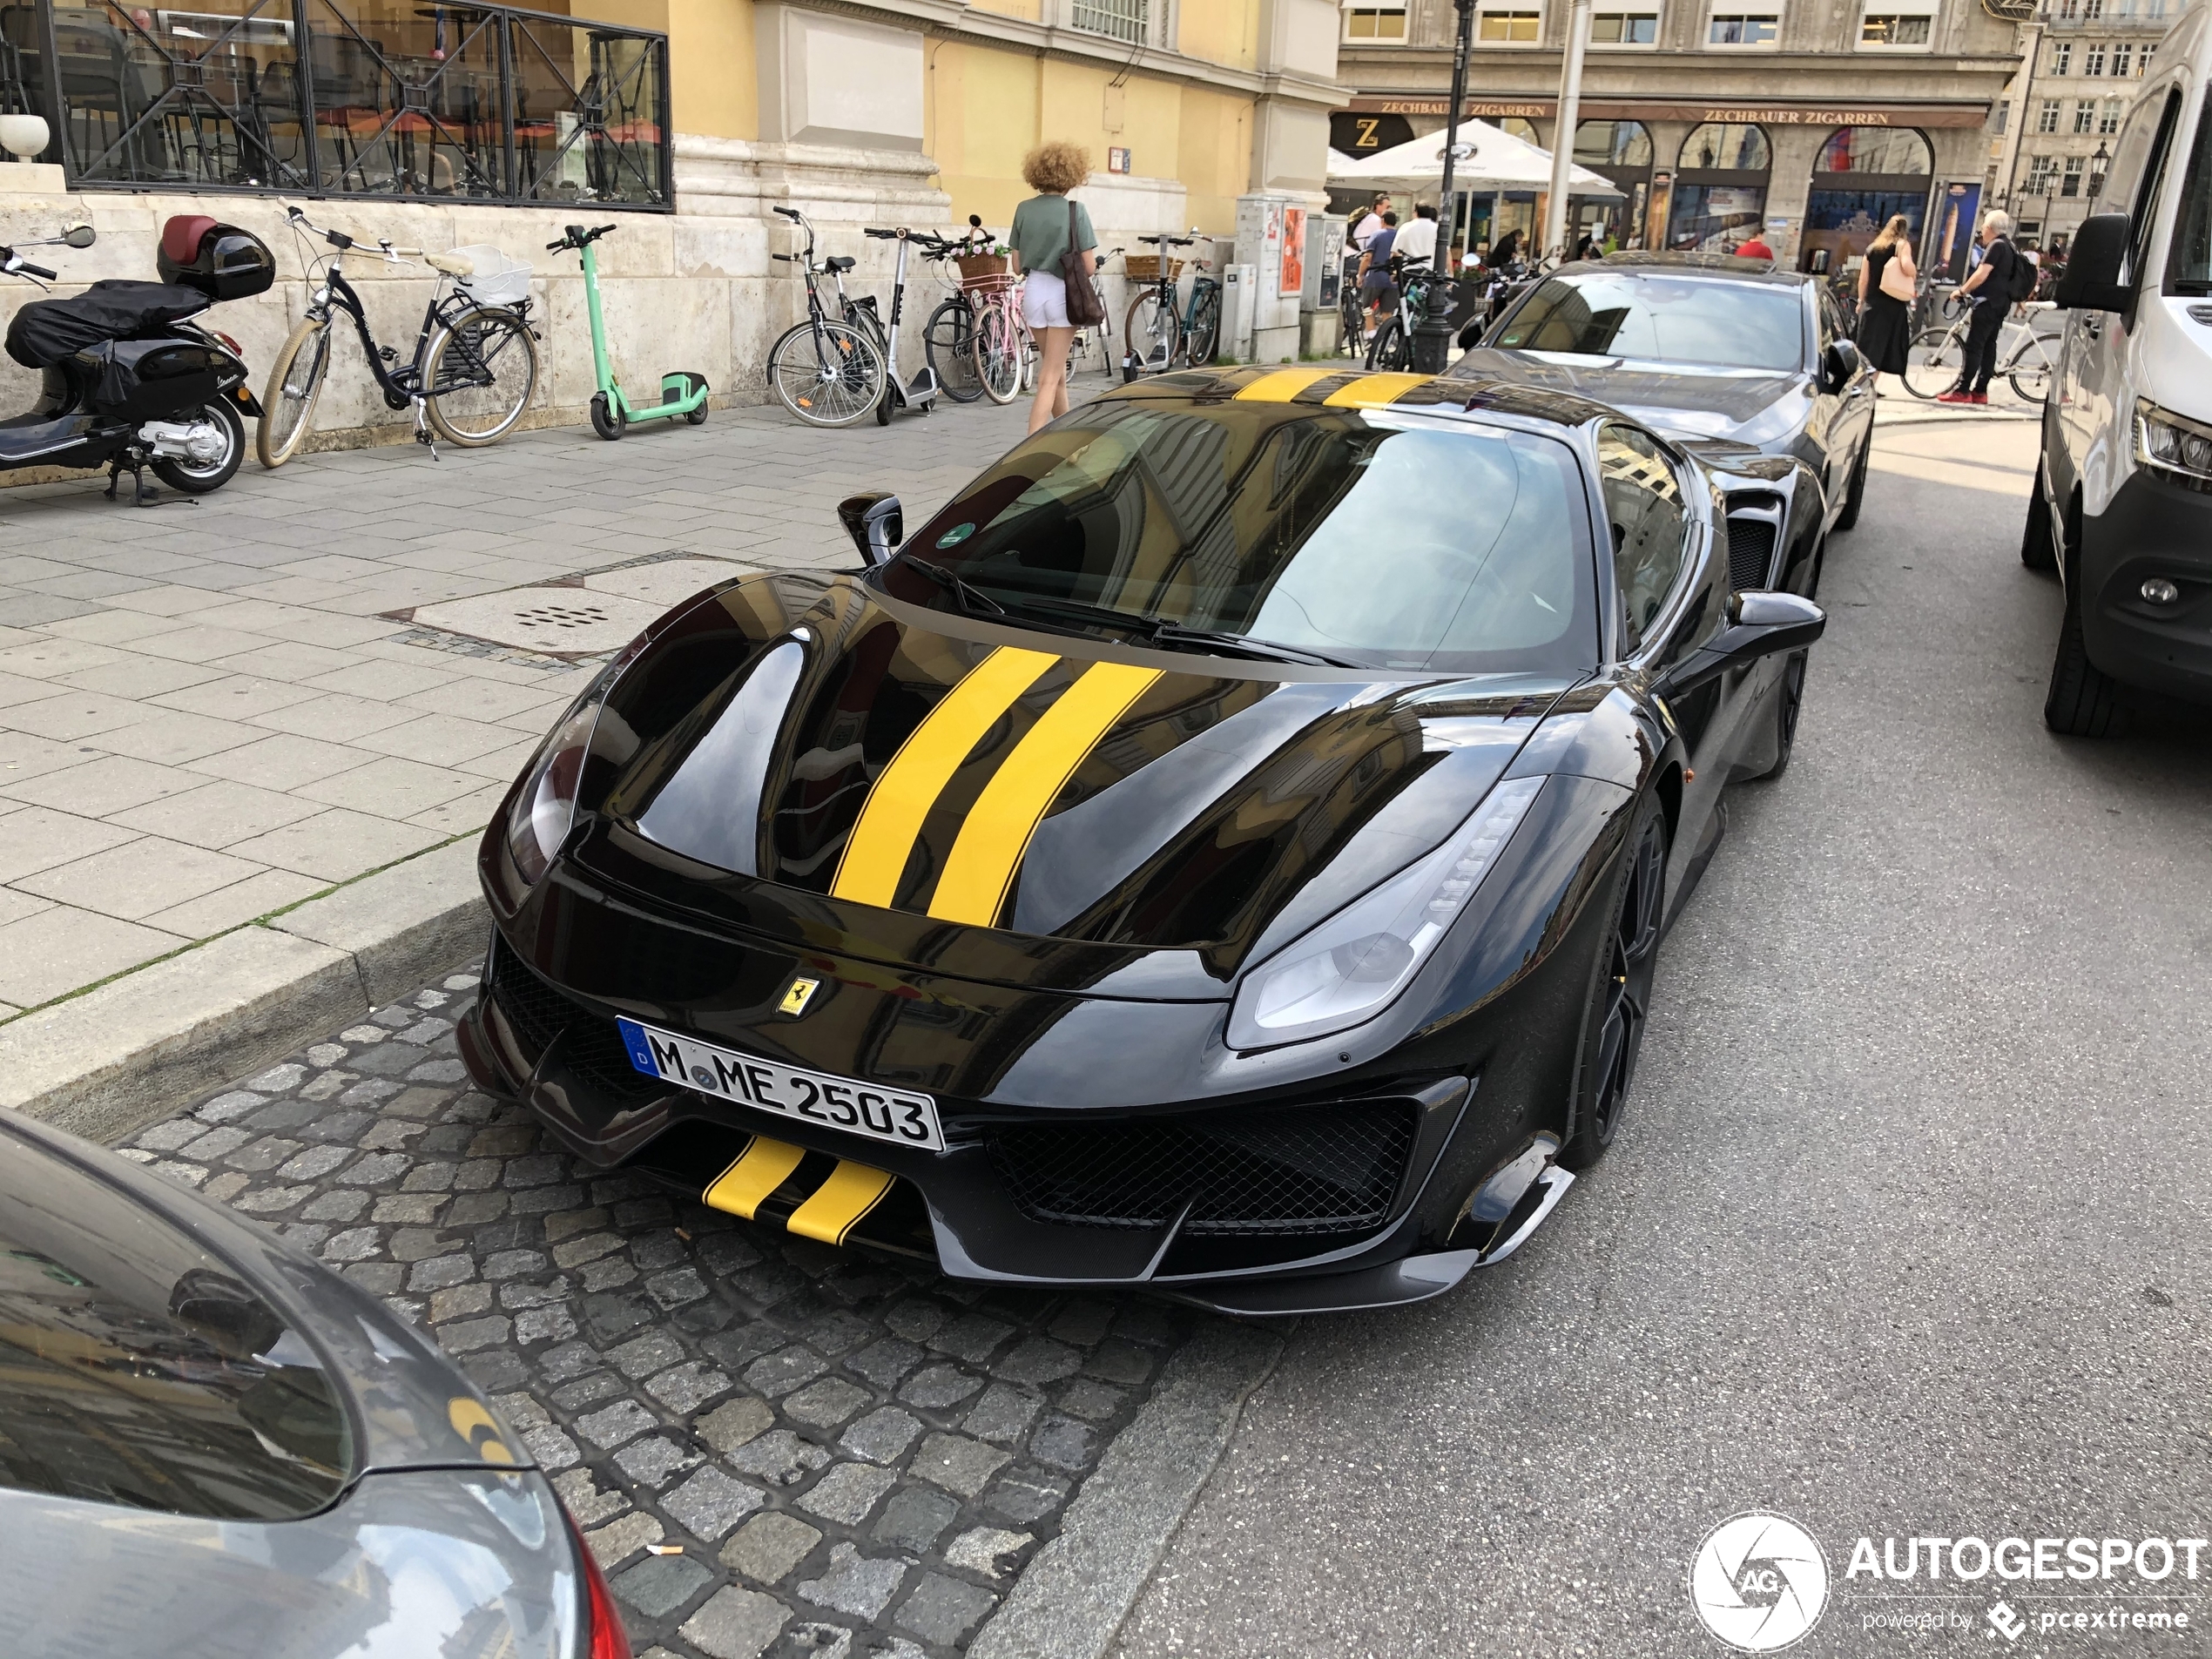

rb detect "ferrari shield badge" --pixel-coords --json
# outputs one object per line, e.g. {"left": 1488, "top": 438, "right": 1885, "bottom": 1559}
{"left": 778, "top": 976, "right": 822, "bottom": 1016}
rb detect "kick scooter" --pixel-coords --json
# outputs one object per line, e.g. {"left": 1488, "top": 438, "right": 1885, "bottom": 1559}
{"left": 549, "top": 222, "right": 711, "bottom": 440}
{"left": 863, "top": 226, "right": 940, "bottom": 426}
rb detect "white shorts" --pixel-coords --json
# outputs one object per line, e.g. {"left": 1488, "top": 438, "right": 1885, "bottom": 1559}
{"left": 1022, "top": 270, "right": 1069, "bottom": 329}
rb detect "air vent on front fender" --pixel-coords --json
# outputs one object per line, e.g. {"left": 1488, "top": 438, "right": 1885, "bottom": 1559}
{"left": 1723, "top": 494, "right": 1785, "bottom": 590}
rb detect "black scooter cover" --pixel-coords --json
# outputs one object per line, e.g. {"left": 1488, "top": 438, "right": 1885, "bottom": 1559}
{"left": 6, "top": 280, "right": 211, "bottom": 369}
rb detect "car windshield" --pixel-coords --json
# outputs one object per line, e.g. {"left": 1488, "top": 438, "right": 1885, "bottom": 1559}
{"left": 887, "top": 401, "right": 1599, "bottom": 676}
{"left": 1487, "top": 273, "right": 1806, "bottom": 371}
{"left": 0, "top": 1139, "right": 354, "bottom": 1519}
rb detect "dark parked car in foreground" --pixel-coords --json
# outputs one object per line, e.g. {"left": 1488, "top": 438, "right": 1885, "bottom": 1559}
{"left": 0, "top": 1112, "right": 626, "bottom": 1659}
{"left": 1454, "top": 251, "right": 1878, "bottom": 561}
{"left": 462, "top": 364, "right": 1824, "bottom": 1316}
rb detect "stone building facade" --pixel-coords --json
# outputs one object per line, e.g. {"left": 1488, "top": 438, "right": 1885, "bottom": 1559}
{"left": 1331, "top": 0, "right": 2025, "bottom": 277}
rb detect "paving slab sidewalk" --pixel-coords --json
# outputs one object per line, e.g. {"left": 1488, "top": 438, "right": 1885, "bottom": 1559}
{"left": 0, "top": 393, "right": 1043, "bottom": 1042}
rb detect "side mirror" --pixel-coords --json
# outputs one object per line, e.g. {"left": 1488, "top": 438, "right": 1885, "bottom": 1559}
{"left": 63, "top": 224, "right": 94, "bottom": 249}
{"left": 1821, "top": 337, "right": 1862, "bottom": 394}
{"left": 1667, "top": 590, "right": 1825, "bottom": 691}
{"left": 837, "top": 492, "right": 902, "bottom": 565}
{"left": 2054, "top": 212, "right": 2131, "bottom": 313}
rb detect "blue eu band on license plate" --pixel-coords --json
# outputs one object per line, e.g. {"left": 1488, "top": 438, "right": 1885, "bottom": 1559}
{"left": 616, "top": 1017, "right": 944, "bottom": 1152}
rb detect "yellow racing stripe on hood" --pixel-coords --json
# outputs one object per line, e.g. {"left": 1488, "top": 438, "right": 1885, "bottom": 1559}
{"left": 831, "top": 645, "right": 1057, "bottom": 908}
{"left": 1233, "top": 367, "right": 1336, "bottom": 402}
{"left": 1322, "top": 373, "right": 1433, "bottom": 408}
{"left": 927, "top": 660, "right": 1163, "bottom": 926}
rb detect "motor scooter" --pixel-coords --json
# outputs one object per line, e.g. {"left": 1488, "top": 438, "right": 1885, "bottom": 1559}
{"left": 0, "top": 216, "right": 270, "bottom": 502}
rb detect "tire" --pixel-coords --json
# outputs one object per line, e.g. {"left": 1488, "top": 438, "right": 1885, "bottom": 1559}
{"left": 685, "top": 399, "right": 709, "bottom": 427}
{"left": 149, "top": 398, "right": 245, "bottom": 495}
{"left": 1366, "top": 316, "right": 1406, "bottom": 371}
{"left": 1902, "top": 327, "right": 1962, "bottom": 400}
{"left": 256, "top": 316, "right": 332, "bottom": 468}
{"left": 1559, "top": 794, "right": 1669, "bottom": 1172}
{"left": 1184, "top": 287, "right": 1221, "bottom": 367}
{"left": 1749, "top": 651, "right": 1808, "bottom": 781}
{"left": 1832, "top": 430, "right": 1871, "bottom": 532}
{"left": 1340, "top": 290, "right": 1366, "bottom": 360}
{"left": 424, "top": 307, "right": 538, "bottom": 446}
{"left": 589, "top": 391, "right": 625, "bottom": 441}
{"left": 974, "top": 307, "right": 1022, "bottom": 405}
{"left": 925, "top": 300, "right": 984, "bottom": 403}
{"left": 1123, "top": 291, "right": 1179, "bottom": 376}
{"left": 767, "top": 319, "right": 884, "bottom": 428}
{"left": 2009, "top": 345, "right": 2053, "bottom": 404}
{"left": 2021, "top": 459, "right": 2057, "bottom": 570}
{"left": 2044, "top": 574, "right": 2126, "bottom": 737}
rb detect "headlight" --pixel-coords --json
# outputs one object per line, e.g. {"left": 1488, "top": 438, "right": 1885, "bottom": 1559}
{"left": 2134, "top": 399, "right": 2212, "bottom": 488}
{"left": 1227, "top": 776, "right": 1545, "bottom": 1051}
{"left": 503, "top": 651, "right": 644, "bottom": 887}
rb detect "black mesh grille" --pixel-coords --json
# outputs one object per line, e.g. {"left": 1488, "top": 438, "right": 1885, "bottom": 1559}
{"left": 986, "top": 1102, "right": 1419, "bottom": 1236}
{"left": 487, "top": 938, "right": 665, "bottom": 1107}
{"left": 1727, "top": 516, "right": 1777, "bottom": 590}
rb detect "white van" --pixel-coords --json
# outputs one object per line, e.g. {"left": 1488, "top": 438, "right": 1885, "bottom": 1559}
{"left": 2031, "top": 3, "right": 2212, "bottom": 734}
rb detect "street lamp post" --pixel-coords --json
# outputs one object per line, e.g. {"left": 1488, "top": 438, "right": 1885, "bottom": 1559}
{"left": 2087, "top": 138, "right": 2111, "bottom": 198}
{"left": 1411, "top": 0, "right": 1475, "bottom": 374}
{"left": 1542, "top": 0, "right": 1595, "bottom": 262}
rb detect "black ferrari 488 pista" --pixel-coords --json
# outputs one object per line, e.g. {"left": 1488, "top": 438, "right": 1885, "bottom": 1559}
{"left": 460, "top": 364, "right": 1826, "bottom": 1314}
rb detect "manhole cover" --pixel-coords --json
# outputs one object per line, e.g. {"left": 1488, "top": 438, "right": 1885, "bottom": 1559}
{"left": 513, "top": 602, "right": 615, "bottom": 632}
{"left": 401, "top": 559, "right": 758, "bottom": 658}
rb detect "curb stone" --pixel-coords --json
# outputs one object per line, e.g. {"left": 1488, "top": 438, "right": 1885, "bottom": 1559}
{"left": 0, "top": 837, "right": 486, "bottom": 1144}
{"left": 967, "top": 1322, "right": 1286, "bottom": 1659}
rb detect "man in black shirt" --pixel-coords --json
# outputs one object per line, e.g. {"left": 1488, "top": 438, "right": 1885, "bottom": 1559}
{"left": 1939, "top": 210, "right": 2018, "bottom": 406}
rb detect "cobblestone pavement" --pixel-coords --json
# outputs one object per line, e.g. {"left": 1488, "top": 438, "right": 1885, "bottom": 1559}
{"left": 120, "top": 958, "right": 1208, "bottom": 1659}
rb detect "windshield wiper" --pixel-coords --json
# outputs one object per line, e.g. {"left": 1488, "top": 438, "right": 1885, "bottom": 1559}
{"left": 1006, "top": 595, "right": 1366, "bottom": 668}
{"left": 894, "top": 554, "right": 1005, "bottom": 617}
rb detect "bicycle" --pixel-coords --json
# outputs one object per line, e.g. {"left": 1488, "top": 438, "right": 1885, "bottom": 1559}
{"left": 922, "top": 217, "right": 996, "bottom": 404}
{"left": 1363, "top": 255, "right": 1438, "bottom": 371}
{"left": 258, "top": 205, "right": 540, "bottom": 467}
{"left": 1070, "top": 246, "right": 1123, "bottom": 378}
{"left": 763, "top": 206, "right": 888, "bottom": 428}
{"left": 1338, "top": 249, "right": 1369, "bottom": 360}
{"left": 1902, "top": 296, "right": 2058, "bottom": 402}
{"left": 1122, "top": 233, "right": 1222, "bottom": 376}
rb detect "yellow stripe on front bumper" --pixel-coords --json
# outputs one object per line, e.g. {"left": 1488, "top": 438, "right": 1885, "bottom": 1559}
{"left": 1232, "top": 367, "right": 1335, "bottom": 402}
{"left": 786, "top": 1159, "right": 898, "bottom": 1244}
{"left": 927, "top": 659, "right": 1163, "bottom": 926}
{"left": 831, "top": 644, "right": 1057, "bottom": 909}
{"left": 1322, "top": 372, "right": 1433, "bottom": 408}
{"left": 702, "top": 1136, "right": 806, "bottom": 1219}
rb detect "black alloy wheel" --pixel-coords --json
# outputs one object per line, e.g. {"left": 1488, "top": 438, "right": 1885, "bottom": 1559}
{"left": 1561, "top": 798, "right": 1669, "bottom": 1171}
{"left": 149, "top": 399, "right": 245, "bottom": 494}
{"left": 1750, "top": 651, "right": 1808, "bottom": 781}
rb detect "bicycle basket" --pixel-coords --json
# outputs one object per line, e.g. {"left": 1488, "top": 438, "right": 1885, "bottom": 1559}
{"left": 961, "top": 271, "right": 1022, "bottom": 294}
{"left": 450, "top": 246, "right": 532, "bottom": 308}
{"left": 956, "top": 252, "right": 1013, "bottom": 284}
{"left": 1123, "top": 255, "right": 1183, "bottom": 282}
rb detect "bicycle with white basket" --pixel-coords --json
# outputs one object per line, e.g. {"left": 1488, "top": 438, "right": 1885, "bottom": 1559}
{"left": 257, "top": 204, "right": 541, "bottom": 466}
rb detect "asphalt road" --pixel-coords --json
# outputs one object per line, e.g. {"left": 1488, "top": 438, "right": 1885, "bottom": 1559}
{"left": 1110, "top": 418, "right": 2212, "bottom": 1659}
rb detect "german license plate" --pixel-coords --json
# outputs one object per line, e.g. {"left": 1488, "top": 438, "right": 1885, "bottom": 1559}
{"left": 616, "top": 1018, "right": 943, "bottom": 1152}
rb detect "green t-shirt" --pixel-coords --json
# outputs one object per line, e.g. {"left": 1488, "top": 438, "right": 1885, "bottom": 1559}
{"left": 1009, "top": 194, "right": 1096, "bottom": 278}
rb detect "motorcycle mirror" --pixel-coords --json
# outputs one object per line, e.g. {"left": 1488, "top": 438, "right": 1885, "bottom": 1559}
{"left": 63, "top": 225, "right": 93, "bottom": 249}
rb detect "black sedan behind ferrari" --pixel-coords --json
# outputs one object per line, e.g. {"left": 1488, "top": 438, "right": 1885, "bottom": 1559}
{"left": 462, "top": 364, "right": 1824, "bottom": 1315}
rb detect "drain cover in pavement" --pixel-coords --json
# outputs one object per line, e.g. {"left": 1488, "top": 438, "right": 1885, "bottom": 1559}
{"left": 402, "top": 558, "right": 758, "bottom": 657}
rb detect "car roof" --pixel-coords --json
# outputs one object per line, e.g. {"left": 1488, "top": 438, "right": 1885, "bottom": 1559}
{"left": 1096, "top": 363, "right": 1620, "bottom": 429}
{"left": 1561, "top": 251, "right": 1814, "bottom": 288}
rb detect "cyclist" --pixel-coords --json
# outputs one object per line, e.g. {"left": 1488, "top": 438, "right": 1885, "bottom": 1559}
{"left": 1356, "top": 210, "right": 1401, "bottom": 329}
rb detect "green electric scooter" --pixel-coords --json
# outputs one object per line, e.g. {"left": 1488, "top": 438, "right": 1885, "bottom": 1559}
{"left": 549, "top": 223, "right": 711, "bottom": 440}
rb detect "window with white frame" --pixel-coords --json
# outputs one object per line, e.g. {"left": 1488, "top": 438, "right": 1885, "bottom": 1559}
{"left": 1859, "top": 0, "right": 1935, "bottom": 47}
{"left": 2037, "top": 98, "right": 2061, "bottom": 131}
{"left": 1709, "top": 3, "right": 1782, "bottom": 44}
{"left": 2061, "top": 154, "right": 2085, "bottom": 193}
{"left": 1343, "top": 0, "right": 1409, "bottom": 38}
{"left": 1993, "top": 102, "right": 2010, "bottom": 134}
{"left": 2110, "top": 42, "right": 2132, "bottom": 73}
{"left": 2074, "top": 98, "right": 2097, "bottom": 132}
{"left": 2101, "top": 97, "right": 2124, "bottom": 132}
{"left": 2141, "top": 43, "right": 2157, "bottom": 71}
{"left": 2050, "top": 39, "right": 2072, "bottom": 72}
{"left": 1477, "top": 0, "right": 1545, "bottom": 40}
{"left": 1070, "top": 0, "right": 1151, "bottom": 44}
{"left": 1592, "top": 7, "right": 1662, "bottom": 42}
{"left": 2084, "top": 41, "right": 2107, "bottom": 73}
{"left": 2026, "top": 153, "right": 2057, "bottom": 192}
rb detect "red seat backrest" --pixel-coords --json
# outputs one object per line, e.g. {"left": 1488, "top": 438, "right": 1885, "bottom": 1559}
{"left": 161, "top": 214, "right": 218, "bottom": 267}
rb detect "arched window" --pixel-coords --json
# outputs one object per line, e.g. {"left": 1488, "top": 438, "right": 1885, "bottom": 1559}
{"left": 1679, "top": 122, "right": 1770, "bottom": 172}
{"left": 1814, "top": 126, "right": 1932, "bottom": 174}
{"left": 1574, "top": 119, "right": 1653, "bottom": 169}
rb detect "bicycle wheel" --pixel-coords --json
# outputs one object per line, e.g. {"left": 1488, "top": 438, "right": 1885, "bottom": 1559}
{"left": 974, "top": 306, "right": 1022, "bottom": 404}
{"left": 1123, "top": 290, "right": 1180, "bottom": 375}
{"left": 925, "top": 300, "right": 983, "bottom": 403}
{"left": 1339, "top": 283, "right": 1366, "bottom": 359}
{"left": 1183, "top": 287, "right": 1222, "bottom": 367}
{"left": 425, "top": 307, "right": 540, "bottom": 446}
{"left": 256, "top": 315, "right": 332, "bottom": 468}
{"left": 2008, "top": 341, "right": 2054, "bottom": 403}
{"left": 1366, "top": 316, "right": 1407, "bottom": 372}
{"left": 1902, "top": 327, "right": 1963, "bottom": 400}
{"left": 768, "top": 319, "right": 885, "bottom": 428}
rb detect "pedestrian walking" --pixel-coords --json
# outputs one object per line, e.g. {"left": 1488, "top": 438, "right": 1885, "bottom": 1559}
{"left": 1357, "top": 211, "right": 1400, "bottom": 323}
{"left": 1008, "top": 140, "right": 1099, "bottom": 435}
{"left": 1938, "top": 210, "right": 2021, "bottom": 406}
{"left": 1734, "top": 230, "right": 1775, "bottom": 260}
{"left": 1854, "top": 213, "right": 1915, "bottom": 391}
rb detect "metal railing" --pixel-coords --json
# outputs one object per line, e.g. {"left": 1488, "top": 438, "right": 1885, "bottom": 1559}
{"left": 2, "top": 0, "right": 670, "bottom": 208}
{"left": 1070, "top": 0, "right": 1150, "bottom": 46}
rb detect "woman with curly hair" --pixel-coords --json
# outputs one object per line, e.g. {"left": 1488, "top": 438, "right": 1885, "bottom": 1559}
{"left": 1008, "top": 140, "right": 1099, "bottom": 434}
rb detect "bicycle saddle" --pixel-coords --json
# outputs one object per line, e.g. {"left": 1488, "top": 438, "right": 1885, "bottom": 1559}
{"left": 825, "top": 255, "right": 856, "bottom": 273}
{"left": 424, "top": 251, "right": 475, "bottom": 276}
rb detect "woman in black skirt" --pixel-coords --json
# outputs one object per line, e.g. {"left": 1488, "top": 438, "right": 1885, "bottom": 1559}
{"left": 1855, "top": 214, "right": 1916, "bottom": 392}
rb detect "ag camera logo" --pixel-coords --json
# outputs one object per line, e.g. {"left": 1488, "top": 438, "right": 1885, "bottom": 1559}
{"left": 1690, "top": 1511, "right": 1831, "bottom": 1651}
